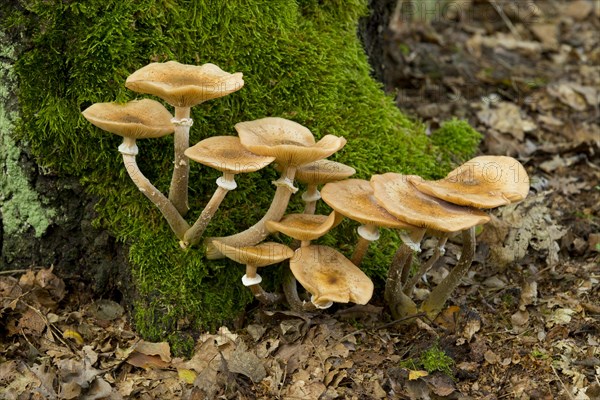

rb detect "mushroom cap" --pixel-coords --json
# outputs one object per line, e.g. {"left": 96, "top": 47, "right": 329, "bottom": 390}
{"left": 276, "top": 159, "right": 356, "bottom": 185}
{"left": 371, "top": 173, "right": 491, "bottom": 232}
{"left": 82, "top": 99, "right": 174, "bottom": 139}
{"left": 125, "top": 61, "right": 244, "bottom": 108}
{"left": 185, "top": 136, "right": 275, "bottom": 174}
{"left": 320, "top": 179, "right": 415, "bottom": 229}
{"left": 265, "top": 211, "right": 342, "bottom": 242}
{"left": 409, "top": 156, "right": 530, "bottom": 208}
{"left": 290, "top": 245, "right": 374, "bottom": 305}
{"left": 210, "top": 240, "right": 294, "bottom": 267}
{"left": 236, "top": 117, "right": 347, "bottom": 168}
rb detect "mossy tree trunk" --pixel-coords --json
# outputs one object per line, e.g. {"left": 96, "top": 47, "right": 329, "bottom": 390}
{"left": 0, "top": 0, "right": 480, "bottom": 354}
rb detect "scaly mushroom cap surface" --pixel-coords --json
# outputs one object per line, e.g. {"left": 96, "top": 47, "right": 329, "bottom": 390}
{"left": 290, "top": 245, "right": 373, "bottom": 305}
{"left": 185, "top": 136, "right": 275, "bottom": 174}
{"left": 321, "top": 179, "right": 415, "bottom": 229}
{"left": 125, "top": 61, "right": 244, "bottom": 108}
{"left": 236, "top": 117, "right": 347, "bottom": 168}
{"left": 82, "top": 99, "right": 174, "bottom": 139}
{"left": 211, "top": 240, "right": 294, "bottom": 267}
{"left": 276, "top": 159, "right": 356, "bottom": 185}
{"left": 371, "top": 173, "right": 491, "bottom": 232}
{"left": 265, "top": 212, "right": 342, "bottom": 242}
{"left": 409, "top": 155, "right": 529, "bottom": 208}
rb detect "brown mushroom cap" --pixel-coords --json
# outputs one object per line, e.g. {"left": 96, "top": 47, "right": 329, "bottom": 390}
{"left": 290, "top": 245, "right": 374, "bottom": 305}
{"left": 371, "top": 173, "right": 491, "bottom": 232}
{"left": 409, "top": 156, "right": 529, "bottom": 208}
{"left": 82, "top": 99, "right": 174, "bottom": 139}
{"left": 185, "top": 136, "right": 275, "bottom": 174}
{"left": 321, "top": 179, "right": 415, "bottom": 229}
{"left": 265, "top": 212, "right": 342, "bottom": 242}
{"left": 210, "top": 240, "right": 294, "bottom": 267}
{"left": 125, "top": 61, "right": 244, "bottom": 108}
{"left": 276, "top": 159, "right": 356, "bottom": 185}
{"left": 236, "top": 117, "right": 347, "bottom": 168}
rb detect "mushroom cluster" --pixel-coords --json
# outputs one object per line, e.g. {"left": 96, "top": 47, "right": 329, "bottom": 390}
{"left": 82, "top": 60, "right": 529, "bottom": 321}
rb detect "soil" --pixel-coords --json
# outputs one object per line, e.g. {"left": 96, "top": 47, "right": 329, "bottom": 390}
{"left": 1, "top": 1, "right": 598, "bottom": 399}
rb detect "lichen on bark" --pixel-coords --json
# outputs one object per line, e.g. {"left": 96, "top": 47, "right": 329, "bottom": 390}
{"left": 0, "top": 34, "right": 56, "bottom": 241}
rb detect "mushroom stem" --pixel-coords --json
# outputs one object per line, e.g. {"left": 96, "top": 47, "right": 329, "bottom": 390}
{"left": 420, "top": 226, "right": 476, "bottom": 320}
{"left": 399, "top": 229, "right": 426, "bottom": 286}
{"left": 385, "top": 243, "right": 414, "bottom": 307}
{"left": 403, "top": 235, "right": 449, "bottom": 296}
{"left": 240, "top": 266, "right": 282, "bottom": 305}
{"left": 351, "top": 224, "right": 380, "bottom": 266}
{"left": 119, "top": 138, "right": 190, "bottom": 240}
{"left": 205, "top": 167, "right": 297, "bottom": 259}
{"left": 302, "top": 185, "right": 321, "bottom": 214}
{"left": 180, "top": 173, "right": 236, "bottom": 249}
{"left": 248, "top": 284, "right": 284, "bottom": 305}
{"left": 168, "top": 106, "right": 192, "bottom": 216}
{"left": 282, "top": 267, "right": 317, "bottom": 312}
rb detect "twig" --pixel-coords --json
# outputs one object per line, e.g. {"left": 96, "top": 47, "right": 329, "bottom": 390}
{"left": 339, "top": 312, "right": 426, "bottom": 342}
{"left": 488, "top": 0, "right": 521, "bottom": 39}
{"left": 551, "top": 365, "right": 576, "bottom": 400}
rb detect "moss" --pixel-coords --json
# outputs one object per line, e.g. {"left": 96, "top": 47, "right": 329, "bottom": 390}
{"left": 0, "top": 33, "right": 56, "bottom": 239}
{"left": 431, "top": 118, "right": 483, "bottom": 164}
{"left": 419, "top": 343, "right": 455, "bottom": 376}
{"left": 2, "top": 0, "right": 481, "bottom": 348}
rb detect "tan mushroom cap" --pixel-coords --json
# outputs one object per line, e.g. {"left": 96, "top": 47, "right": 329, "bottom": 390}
{"left": 82, "top": 99, "right": 174, "bottom": 139}
{"left": 185, "top": 136, "right": 275, "bottom": 174}
{"left": 265, "top": 211, "right": 342, "bottom": 242}
{"left": 210, "top": 240, "right": 294, "bottom": 267}
{"left": 275, "top": 159, "right": 356, "bottom": 185}
{"left": 290, "top": 245, "right": 374, "bottom": 305}
{"left": 409, "top": 156, "right": 530, "bottom": 208}
{"left": 125, "top": 61, "right": 244, "bottom": 108}
{"left": 321, "top": 179, "right": 415, "bottom": 229}
{"left": 236, "top": 117, "right": 347, "bottom": 168}
{"left": 371, "top": 173, "right": 491, "bottom": 232}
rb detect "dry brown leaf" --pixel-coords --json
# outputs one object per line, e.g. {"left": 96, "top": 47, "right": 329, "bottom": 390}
{"left": 133, "top": 340, "right": 171, "bottom": 363}
{"left": 284, "top": 380, "right": 326, "bottom": 399}
{"left": 126, "top": 352, "right": 171, "bottom": 369}
{"left": 226, "top": 341, "right": 267, "bottom": 383}
{"left": 477, "top": 102, "right": 536, "bottom": 141}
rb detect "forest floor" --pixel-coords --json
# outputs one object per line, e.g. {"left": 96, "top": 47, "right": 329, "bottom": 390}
{"left": 1, "top": 1, "right": 599, "bottom": 399}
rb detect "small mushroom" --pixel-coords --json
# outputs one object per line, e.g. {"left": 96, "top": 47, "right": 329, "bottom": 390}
{"left": 265, "top": 211, "right": 342, "bottom": 247}
{"left": 281, "top": 160, "right": 356, "bottom": 214}
{"left": 371, "top": 173, "right": 491, "bottom": 320}
{"left": 81, "top": 100, "right": 189, "bottom": 240}
{"left": 206, "top": 117, "right": 347, "bottom": 258}
{"left": 126, "top": 61, "right": 244, "bottom": 216}
{"left": 181, "top": 136, "right": 275, "bottom": 248}
{"left": 320, "top": 179, "right": 417, "bottom": 266}
{"left": 290, "top": 245, "right": 374, "bottom": 309}
{"left": 409, "top": 155, "right": 530, "bottom": 209}
{"left": 211, "top": 240, "right": 294, "bottom": 304}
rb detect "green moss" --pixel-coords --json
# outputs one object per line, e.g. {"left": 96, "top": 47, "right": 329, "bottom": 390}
{"left": 2, "top": 0, "right": 480, "bottom": 348}
{"left": 431, "top": 118, "right": 483, "bottom": 165}
{"left": 400, "top": 342, "right": 455, "bottom": 377}
{"left": 420, "top": 343, "right": 455, "bottom": 376}
{"left": 0, "top": 34, "right": 56, "bottom": 239}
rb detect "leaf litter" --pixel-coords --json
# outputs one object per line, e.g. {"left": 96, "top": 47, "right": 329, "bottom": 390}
{"left": 2, "top": 1, "right": 600, "bottom": 399}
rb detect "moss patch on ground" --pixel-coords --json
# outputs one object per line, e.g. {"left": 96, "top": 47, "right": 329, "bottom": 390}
{"left": 2, "top": 0, "right": 481, "bottom": 350}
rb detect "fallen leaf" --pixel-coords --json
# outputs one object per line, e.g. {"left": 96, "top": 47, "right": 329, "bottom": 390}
{"left": 477, "top": 102, "right": 536, "bottom": 141}
{"left": 408, "top": 370, "right": 428, "bottom": 380}
{"left": 133, "top": 340, "right": 171, "bottom": 363}
{"left": 546, "top": 308, "right": 575, "bottom": 327}
{"left": 177, "top": 368, "right": 197, "bottom": 384}
{"left": 226, "top": 341, "right": 267, "bottom": 383}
